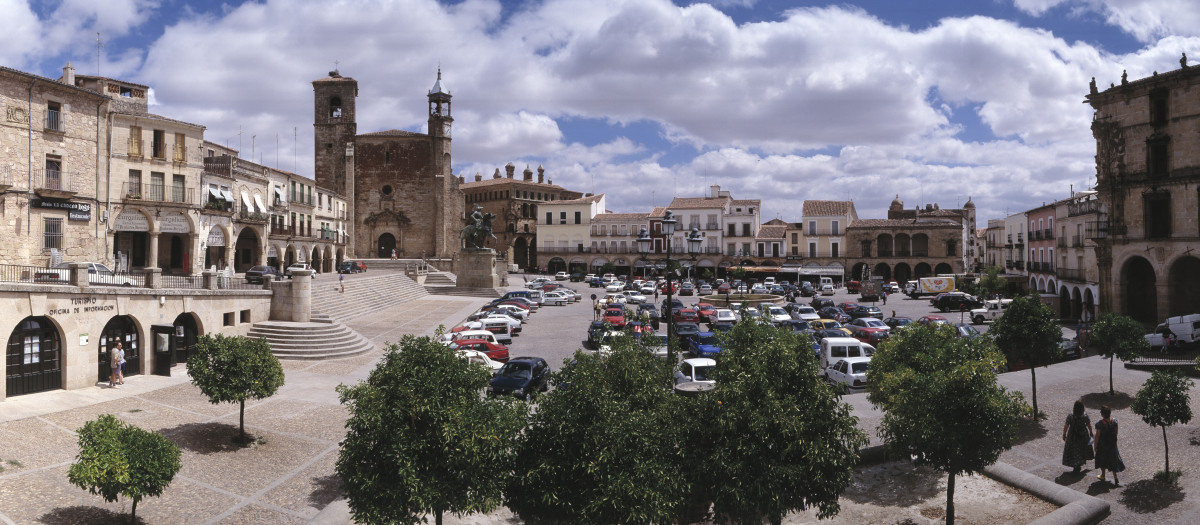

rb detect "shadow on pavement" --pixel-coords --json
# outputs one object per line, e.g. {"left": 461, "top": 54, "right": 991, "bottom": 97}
{"left": 1081, "top": 391, "right": 1134, "bottom": 410}
{"left": 40, "top": 505, "right": 143, "bottom": 525}
{"left": 159, "top": 422, "right": 253, "bottom": 454}
{"left": 840, "top": 460, "right": 943, "bottom": 507}
{"left": 309, "top": 473, "right": 343, "bottom": 508}
{"left": 1119, "top": 478, "right": 1186, "bottom": 513}
{"left": 1013, "top": 417, "right": 1048, "bottom": 445}
{"left": 1054, "top": 469, "right": 1091, "bottom": 485}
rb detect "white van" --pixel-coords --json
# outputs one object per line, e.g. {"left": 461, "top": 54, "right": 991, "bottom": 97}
{"left": 819, "top": 276, "right": 834, "bottom": 289}
{"left": 482, "top": 320, "right": 514, "bottom": 345}
{"left": 1145, "top": 314, "right": 1200, "bottom": 347}
{"left": 526, "top": 289, "right": 546, "bottom": 304}
{"left": 763, "top": 277, "right": 776, "bottom": 286}
{"left": 818, "top": 337, "right": 876, "bottom": 373}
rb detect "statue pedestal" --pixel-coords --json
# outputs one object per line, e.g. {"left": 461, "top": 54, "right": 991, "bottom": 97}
{"left": 457, "top": 249, "right": 501, "bottom": 289}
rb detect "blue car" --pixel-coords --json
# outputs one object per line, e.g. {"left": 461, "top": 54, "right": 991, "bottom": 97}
{"left": 688, "top": 331, "right": 722, "bottom": 358}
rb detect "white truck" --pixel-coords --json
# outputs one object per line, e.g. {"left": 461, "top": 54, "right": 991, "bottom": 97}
{"left": 1144, "top": 314, "right": 1200, "bottom": 348}
{"left": 907, "top": 276, "right": 955, "bottom": 299}
{"left": 970, "top": 299, "right": 1013, "bottom": 325}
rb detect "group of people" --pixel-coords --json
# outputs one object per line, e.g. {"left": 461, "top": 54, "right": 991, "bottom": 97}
{"left": 108, "top": 342, "right": 126, "bottom": 389}
{"left": 1062, "top": 400, "right": 1124, "bottom": 485}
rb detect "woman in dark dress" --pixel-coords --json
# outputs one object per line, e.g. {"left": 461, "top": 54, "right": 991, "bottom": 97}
{"left": 1062, "top": 400, "right": 1094, "bottom": 473}
{"left": 1094, "top": 405, "right": 1124, "bottom": 485}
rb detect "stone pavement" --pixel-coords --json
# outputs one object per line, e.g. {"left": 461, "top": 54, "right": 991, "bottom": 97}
{"left": 0, "top": 294, "right": 485, "bottom": 525}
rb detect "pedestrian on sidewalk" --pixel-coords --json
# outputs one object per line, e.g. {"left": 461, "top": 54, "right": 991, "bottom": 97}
{"left": 1062, "top": 399, "right": 1094, "bottom": 473}
{"left": 109, "top": 344, "right": 120, "bottom": 388}
{"left": 882, "top": 291, "right": 888, "bottom": 305}
{"left": 339, "top": 273, "right": 345, "bottom": 293}
{"left": 115, "top": 341, "right": 127, "bottom": 387}
{"left": 1094, "top": 405, "right": 1124, "bottom": 485}
{"left": 594, "top": 299, "right": 602, "bottom": 320}
{"left": 391, "top": 249, "right": 397, "bottom": 260}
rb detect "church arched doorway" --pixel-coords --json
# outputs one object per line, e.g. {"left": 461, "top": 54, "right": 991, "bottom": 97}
{"left": 378, "top": 233, "right": 396, "bottom": 258}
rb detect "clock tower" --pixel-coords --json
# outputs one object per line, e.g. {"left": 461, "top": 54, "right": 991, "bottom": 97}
{"left": 427, "top": 68, "right": 453, "bottom": 175}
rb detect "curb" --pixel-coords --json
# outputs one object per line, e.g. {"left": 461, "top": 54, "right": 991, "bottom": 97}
{"left": 986, "top": 462, "right": 1110, "bottom": 525}
{"left": 308, "top": 498, "right": 351, "bottom": 525}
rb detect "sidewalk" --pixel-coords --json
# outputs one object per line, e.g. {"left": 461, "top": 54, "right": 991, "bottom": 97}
{"left": 0, "top": 294, "right": 487, "bottom": 525}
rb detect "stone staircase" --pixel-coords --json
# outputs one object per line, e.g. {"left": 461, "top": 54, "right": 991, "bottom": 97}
{"left": 248, "top": 315, "right": 375, "bottom": 360}
{"left": 311, "top": 270, "right": 430, "bottom": 323}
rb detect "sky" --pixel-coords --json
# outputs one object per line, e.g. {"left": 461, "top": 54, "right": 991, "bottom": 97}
{"left": 5, "top": 0, "right": 1200, "bottom": 224}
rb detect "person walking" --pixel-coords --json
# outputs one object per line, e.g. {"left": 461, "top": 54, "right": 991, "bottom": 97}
{"left": 594, "top": 299, "right": 602, "bottom": 321}
{"left": 1062, "top": 399, "right": 1094, "bottom": 473}
{"left": 115, "top": 341, "right": 127, "bottom": 387}
{"left": 339, "top": 273, "right": 345, "bottom": 293}
{"left": 1094, "top": 405, "right": 1124, "bottom": 485}
{"left": 882, "top": 291, "right": 888, "bottom": 305}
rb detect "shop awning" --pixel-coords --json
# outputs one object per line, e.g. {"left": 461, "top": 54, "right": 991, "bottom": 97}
{"left": 253, "top": 194, "right": 266, "bottom": 214}
{"left": 220, "top": 189, "right": 234, "bottom": 204}
{"left": 208, "top": 187, "right": 222, "bottom": 201}
{"left": 274, "top": 186, "right": 286, "bottom": 204}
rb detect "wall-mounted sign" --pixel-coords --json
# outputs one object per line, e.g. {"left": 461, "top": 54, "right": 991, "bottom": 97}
{"left": 113, "top": 210, "right": 149, "bottom": 231}
{"left": 33, "top": 199, "right": 91, "bottom": 221}
{"left": 160, "top": 212, "right": 191, "bottom": 233}
{"left": 206, "top": 225, "right": 226, "bottom": 246}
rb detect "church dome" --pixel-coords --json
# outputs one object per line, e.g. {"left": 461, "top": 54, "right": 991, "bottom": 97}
{"left": 964, "top": 196, "right": 975, "bottom": 209}
{"left": 889, "top": 195, "right": 904, "bottom": 210}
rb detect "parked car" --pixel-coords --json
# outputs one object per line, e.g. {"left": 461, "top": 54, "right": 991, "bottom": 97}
{"left": 820, "top": 284, "right": 835, "bottom": 296}
{"left": 285, "top": 263, "right": 311, "bottom": 278}
{"left": 930, "top": 292, "right": 982, "bottom": 313}
{"left": 679, "top": 283, "right": 695, "bottom": 296}
{"left": 542, "top": 291, "right": 570, "bottom": 306}
{"left": 688, "top": 331, "right": 722, "bottom": 358}
{"left": 764, "top": 306, "right": 792, "bottom": 324}
{"left": 717, "top": 283, "right": 731, "bottom": 294}
{"left": 34, "top": 262, "right": 135, "bottom": 286}
{"left": 487, "top": 357, "right": 550, "bottom": 400}
{"left": 826, "top": 356, "right": 872, "bottom": 392}
{"left": 953, "top": 323, "right": 982, "bottom": 339}
{"left": 674, "top": 322, "right": 702, "bottom": 342}
{"left": 449, "top": 339, "right": 510, "bottom": 362}
{"left": 818, "top": 306, "right": 850, "bottom": 323}
{"left": 811, "top": 297, "right": 835, "bottom": 310}
{"left": 883, "top": 317, "right": 914, "bottom": 331}
{"left": 603, "top": 307, "right": 627, "bottom": 328}
{"left": 710, "top": 308, "right": 737, "bottom": 326}
{"left": 786, "top": 304, "right": 821, "bottom": 321}
{"left": 554, "top": 271, "right": 568, "bottom": 281}
{"left": 457, "top": 349, "right": 504, "bottom": 372}
{"left": 849, "top": 305, "right": 883, "bottom": 320}
{"left": 809, "top": 319, "right": 852, "bottom": 336}
{"left": 799, "top": 282, "right": 815, "bottom": 297}
{"left": 846, "top": 318, "right": 890, "bottom": 331}
{"left": 673, "top": 308, "right": 700, "bottom": 324}
{"left": 695, "top": 303, "right": 717, "bottom": 323}
{"left": 245, "top": 265, "right": 282, "bottom": 283}
{"left": 336, "top": 261, "right": 361, "bottom": 274}
{"left": 674, "top": 358, "right": 717, "bottom": 387}
{"left": 917, "top": 315, "right": 951, "bottom": 326}
{"left": 621, "top": 290, "right": 647, "bottom": 304}
{"left": 838, "top": 302, "right": 860, "bottom": 314}
{"left": 698, "top": 284, "right": 713, "bottom": 295}
{"left": 851, "top": 326, "right": 891, "bottom": 345}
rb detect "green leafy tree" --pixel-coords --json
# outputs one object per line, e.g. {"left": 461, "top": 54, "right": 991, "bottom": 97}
{"left": 730, "top": 267, "right": 748, "bottom": 281}
{"left": 1091, "top": 313, "right": 1151, "bottom": 395}
{"left": 974, "top": 266, "right": 1006, "bottom": 299}
{"left": 68, "top": 414, "right": 182, "bottom": 521}
{"left": 507, "top": 336, "right": 687, "bottom": 524}
{"left": 868, "top": 324, "right": 1023, "bottom": 525}
{"left": 186, "top": 334, "right": 285, "bottom": 442}
{"left": 1131, "top": 370, "right": 1193, "bottom": 475}
{"left": 599, "top": 262, "right": 616, "bottom": 277}
{"left": 988, "top": 296, "right": 1061, "bottom": 418}
{"left": 337, "top": 335, "right": 525, "bottom": 525}
{"left": 698, "top": 320, "right": 867, "bottom": 524}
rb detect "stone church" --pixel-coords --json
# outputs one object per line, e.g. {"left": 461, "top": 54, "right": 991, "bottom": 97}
{"left": 312, "top": 69, "right": 464, "bottom": 259}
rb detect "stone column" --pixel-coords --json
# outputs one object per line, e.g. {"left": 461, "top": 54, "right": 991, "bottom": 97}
{"left": 68, "top": 262, "right": 90, "bottom": 287}
{"left": 203, "top": 270, "right": 218, "bottom": 290}
{"left": 290, "top": 269, "right": 313, "bottom": 322}
{"left": 1156, "top": 280, "right": 1171, "bottom": 321}
{"left": 188, "top": 233, "right": 201, "bottom": 275}
{"left": 147, "top": 230, "right": 160, "bottom": 269}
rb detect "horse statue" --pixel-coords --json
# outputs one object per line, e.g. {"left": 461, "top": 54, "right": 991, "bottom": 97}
{"left": 460, "top": 210, "right": 498, "bottom": 250}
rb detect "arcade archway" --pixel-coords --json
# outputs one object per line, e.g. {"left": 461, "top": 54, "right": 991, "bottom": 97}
{"left": 98, "top": 315, "right": 141, "bottom": 381}
{"left": 1121, "top": 256, "right": 1157, "bottom": 324}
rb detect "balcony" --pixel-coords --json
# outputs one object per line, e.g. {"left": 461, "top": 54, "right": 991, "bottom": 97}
{"left": 1016, "top": 233, "right": 1024, "bottom": 245}
{"left": 1043, "top": 229, "right": 1053, "bottom": 239}
{"left": 34, "top": 169, "right": 76, "bottom": 198}
{"left": 705, "top": 222, "right": 720, "bottom": 230}
{"left": 128, "top": 138, "right": 144, "bottom": 159}
{"left": 1068, "top": 199, "right": 1102, "bottom": 217}
{"left": 1014, "top": 260, "right": 1025, "bottom": 270}
{"left": 44, "top": 109, "right": 65, "bottom": 133}
{"left": 1057, "top": 268, "right": 1087, "bottom": 282}
{"left": 124, "top": 182, "right": 194, "bottom": 204}
{"left": 1071, "top": 235, "right": 1083, "bottom": 248}
{"left": 1034, "top": 231, "right": 1043, "bottom": 240}
{"left": 1057, "top": 238, "right": 1066, "bottom": 248}
{"left": 151, "top": 141, "right": 167, "bottom": 160}
{"left": 1085, "top": 219, "right": 1108, "bottom": 239}
{"left": 1005, "top": 260, "right": 1013, "bottom": 269}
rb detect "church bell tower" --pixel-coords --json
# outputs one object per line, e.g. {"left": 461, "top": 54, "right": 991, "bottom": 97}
{"left": 313, "top": 70, "right": 358, "bottom": 196}
{"left": 427, "top": 68, "right": 453, "bottom": 175}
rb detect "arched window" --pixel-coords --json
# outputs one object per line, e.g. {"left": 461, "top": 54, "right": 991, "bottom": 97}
{"left": 330, "top": 96, "right": 342, "bottom": 118}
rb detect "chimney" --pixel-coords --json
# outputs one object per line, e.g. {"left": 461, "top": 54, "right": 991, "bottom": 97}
{"left": 711, "top": 184, "right": 720, "bottom": 198}
{"left": 505, "top": 162, "right": 515, "bottom": 178}
{"left": 458, "top": 175, "right": 464, "bottom": 183}
{"left": 474, "top": 172, "right": 482, "bottom": 182}
{"left": 61, "top": 62, "right": 75, "bottom": 85}
{"left": 523, "top": 164, "right": 532, "bottom": 180}
{"left": 493, "top": 168, "right": 501, "bottom": 179}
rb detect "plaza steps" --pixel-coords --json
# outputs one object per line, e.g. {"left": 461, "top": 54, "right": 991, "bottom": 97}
{"left": 248, "top": 319, "right": 375, "bottom": 360}
{"left": 424, "top": 285, "right": 506, "bottom": 298}
{"left": 310, "top": 271, "right": 430, "bottom": 323}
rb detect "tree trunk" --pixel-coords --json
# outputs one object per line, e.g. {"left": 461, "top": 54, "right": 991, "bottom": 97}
{"left": 239, "top": 399, "right": 246, "bottom": 441}
{"left": 132, "top": 497, "right": 139, "bottom": 521}
{"left": 1163, "top": 425, "right": 1170, "bottom": 473}
{"left": 1109, "top": 356, "right": 1115, "bottom": 395}
{"left": 946, "top": 471, "right": 956, "bottom": 525}
{"left": 1030, "top": 367, "right": 1038, "bottom": 419}
{"left": 436, "top": 510, "right": 443, "bottom": 525}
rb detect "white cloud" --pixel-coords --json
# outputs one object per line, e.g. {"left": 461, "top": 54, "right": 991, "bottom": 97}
{"left": 0, "top": 0, "right": 41, "bottom": 67}
{"left": 1013, "top": 0, "right": 1200, "bottom": 43}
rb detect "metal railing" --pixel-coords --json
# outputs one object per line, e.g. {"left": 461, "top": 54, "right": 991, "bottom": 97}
{"left": 1034, "top": 231, "right": 1043, "bottom": 240}
{"left": 44, "top": 109, "right": 65, "bottom": 132}
{"left": 1043, "top": 229, "right": 1053, "bottom": 239}
{"left": 161, "top": 274, "right": 204, "bottom": 289}
{"left": 1085, "top": 220, "right": 1108, "bottom": 239}
{"left": 151, "top": 141, "right": 167, "bottom": 160}
{"left": 1068, "top": 199, "right": 1102, "bottom": 217}
{"left": 35, "top": 168, "right": 68, "bottom": 191}
{"left": 1072, "top": 235, "right": 1083, "bottom": 248}
{"left": 1057, "top": 238, "right": 1067, "bottom": 248}
{"left": 1057, "top": 268, "right": 1087, "bottom": 282}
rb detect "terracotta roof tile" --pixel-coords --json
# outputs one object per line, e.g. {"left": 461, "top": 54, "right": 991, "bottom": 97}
{"left": 802, "top": 200, "right": 853, "bottom": 217}
{"left": 756, "top": 224, "right": 786, "bottom": 238}
{"left": 458, "top": 178, "right": 576, "bottom": 194}
{"left": 595, "top": 212, "right": 648, "bottom": 221}
{"left": 730, "top": 199, "right": 760, "bottom": 207}
{"left": 848, "top": 218, "right": 961, "bottom": 229}
{"left": 667, "top": 196, "right": 730, "bottom": 209}
{"left": 358, "top": 129, "right": 426, "bottom": 138}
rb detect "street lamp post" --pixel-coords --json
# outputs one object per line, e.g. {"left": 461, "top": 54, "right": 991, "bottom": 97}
{"left": 637, "top": 211, "right": 703, "bottom": 367}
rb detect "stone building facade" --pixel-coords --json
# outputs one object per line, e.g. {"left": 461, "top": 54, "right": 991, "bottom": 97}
{"left": 1086, "top": 59, "right": 1200, "bottom": 322}
{"left": 1054, "top": 191, "right": 1102, "bottom": 320}
{"left": 312, "top": 70, "right": 463, "bottom": 259}
{"left": 844, "top": 196, "right": 976, "bottom": 283}
{"left": 0, "top": 64, "right": 110, "bottom": 266}
{"left": 460, "top": 163, "right": 583, "bottom": 270}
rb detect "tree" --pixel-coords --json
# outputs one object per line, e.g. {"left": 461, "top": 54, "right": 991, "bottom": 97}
{"left": 988, "top": 296, "right": 1061, "bottom": 418}
{"left": 1131, "top": 370, "right": 1193, "bottom": 476}
{"left": 68, "top": 414, "right": 182, "bottom": 521}
{"left": 186, "top": 334, "right": 285, "bottom": 442}
{"left": 698, "top": 320, "right": 867, "bottom": 524}
{"left": 974, "top": 266, "right": 1006, "bottom": 299}
{"left": 1091, "top": 313, "right": 1150, "bottom": 395}
{"left": 868, "top": 324, "right": 1023, "bottom": 525}
{"left": 506, "top": 336, "right": 687, "bottom": 524}
{"left": 599, "top": 262, "right": 616, "bottom": 277}
{"left": 337, "top": 335, "right": 525, "bottom": 525}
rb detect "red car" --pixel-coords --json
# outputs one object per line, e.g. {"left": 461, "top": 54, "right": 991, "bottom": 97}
{"left": 673, "top": 308, "right": 700, "bottom": 323}
{"left": 450, "top": 338, "right": 510, "bottom": 362}
{"left": 695, "top": 303, "right": 717, "bottom": 322}
{"left": 838, "top": 302, "right": 860, "bottom": 314}
{"left": 917, "top": 315, "right": 951, "bottom": 326}
{"left": 851, "top": 327, "right": 890, "bottom": 345}
{"left": 603, "top": 307, "right": 627, "bottom": 328}
{"left": 717, "top": 283, "right": 731, "bottom": 294}
{"left": 846, "top": 280, "right": 861, "bottom": 293}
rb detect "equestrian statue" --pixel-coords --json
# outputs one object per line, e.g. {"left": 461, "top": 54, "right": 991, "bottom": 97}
{"left": 461, "top": 205, "right": 498, "bottom": 250}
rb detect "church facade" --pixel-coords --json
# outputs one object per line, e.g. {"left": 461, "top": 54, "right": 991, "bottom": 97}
{"left": 312, "top": 70, "right": 465, "bottom": 259}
